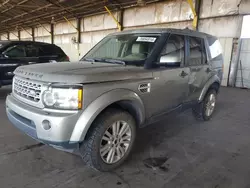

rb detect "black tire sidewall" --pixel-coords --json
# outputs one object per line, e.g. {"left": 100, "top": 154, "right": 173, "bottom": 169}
{"left": 80, "top": 109, "right": 136, "bottom": 171}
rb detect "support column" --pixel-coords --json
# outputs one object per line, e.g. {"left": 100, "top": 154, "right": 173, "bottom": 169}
{"left": 18, "top": 30, "right": 21, "bottom": 41}
{"left": 77, "top": 18, "right": 81, "bottom": 44}
{"left": 7, "top": 32, "right": 10, "bottom": 40}
{"left": 195, "top": 0, "right": 201, "bottom": 30}
{"left": 104, "top": 6, "right": 122, "bottom": 31}
{"left": 31, "top": 28, "right": 35, "bottom": 41}
{"left": 118, "top": 9, "right": 124, "bottom": 31}
{"left": 187, "top": 0, "right": 198, "bottom": 30}
{"left": 51, "top": 24, "right": 54, "bottom": 44}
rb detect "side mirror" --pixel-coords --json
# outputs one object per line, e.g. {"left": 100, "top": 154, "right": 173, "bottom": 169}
{"left": 2, "top": 52, "right": 9, "bottom": 58}
{"left": 159, "top": 54, "right": 181, "bottom": 67}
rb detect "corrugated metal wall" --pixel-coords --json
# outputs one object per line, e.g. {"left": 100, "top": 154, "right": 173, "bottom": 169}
{"left": 219, "top": 38, "right": 233, "bottom": 86}
{"left": 9, "top": 32, "right": 18, "bottom": 40}
{"left": 235, "top": 39, "right": 250, "bottom": 88}
{"left": 34, "top": 24, "right": 51, "bottom": 43}
{"left": 20, "top": 29, "right": 32, "bottom": 41}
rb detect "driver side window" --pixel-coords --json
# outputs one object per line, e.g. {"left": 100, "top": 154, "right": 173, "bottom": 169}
{"left": 4, "top": 45, "right": 26, "bottom": 58}
{"left": 159, "top": 34, "right": 185, "bottom": 67}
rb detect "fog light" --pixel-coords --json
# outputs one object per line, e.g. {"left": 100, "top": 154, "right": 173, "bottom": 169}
{"left": 42, "top": 120, "right": 51, "bottom": 130}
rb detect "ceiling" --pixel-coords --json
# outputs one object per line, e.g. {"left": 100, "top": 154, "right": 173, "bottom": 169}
{"left": 0, "top": 0, "right": 162, "bottom": 34}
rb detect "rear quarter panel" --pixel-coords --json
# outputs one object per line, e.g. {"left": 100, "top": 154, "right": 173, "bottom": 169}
{"left": 197, "top": 36, "right": 224, "bottom": 101}
{"left": 205, "top": 36, "right": 224, "bottom": 82}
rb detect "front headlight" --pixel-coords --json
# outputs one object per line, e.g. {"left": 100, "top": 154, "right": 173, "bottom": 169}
{"left": 42, "top": 85, "right": 83, "bottom": 110}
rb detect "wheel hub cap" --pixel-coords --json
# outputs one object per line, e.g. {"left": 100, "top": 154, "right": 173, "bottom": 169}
{"left": 100, "top": 120, "right": 132, "bottom": 164}
{"left": 205, "top": 93, "right": 216, "bottom": 117}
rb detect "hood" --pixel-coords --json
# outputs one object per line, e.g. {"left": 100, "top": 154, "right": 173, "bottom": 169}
{"left": 14, "top": 61, "right": 153, "bottom": 84}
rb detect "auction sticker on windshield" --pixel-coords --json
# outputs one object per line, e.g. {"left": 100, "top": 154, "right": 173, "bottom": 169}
{"left": 136, "top": 37, "right": 157, "bottom": 43}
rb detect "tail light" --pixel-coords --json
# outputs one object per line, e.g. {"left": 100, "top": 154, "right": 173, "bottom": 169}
{"left": 66, "top": 56, "right": 70, "bottom": 61}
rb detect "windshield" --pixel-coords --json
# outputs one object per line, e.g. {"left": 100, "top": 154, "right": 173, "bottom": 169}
{"left": 83, "top": 34, "right": 159, "bottom": 65}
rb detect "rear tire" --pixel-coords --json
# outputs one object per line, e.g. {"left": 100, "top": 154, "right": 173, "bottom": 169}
{"left": 79, "top": 108, "right": 136, "bottom": 171}
{"left": 192, "top": 89, "right": 217, "bottom": 121}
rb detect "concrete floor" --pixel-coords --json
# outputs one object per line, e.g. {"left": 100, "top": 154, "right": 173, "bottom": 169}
{"left": 1, "top": 86, "right": 250, "bottom": 188}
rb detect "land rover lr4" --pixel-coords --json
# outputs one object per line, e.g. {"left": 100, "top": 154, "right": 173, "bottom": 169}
{"left": 6, "top": 28, "right": 223, "bottom": 171}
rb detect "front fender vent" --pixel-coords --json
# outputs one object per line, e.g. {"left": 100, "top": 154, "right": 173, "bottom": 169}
{"left": 138, "top": 83, "right": 151, "bottom": 93}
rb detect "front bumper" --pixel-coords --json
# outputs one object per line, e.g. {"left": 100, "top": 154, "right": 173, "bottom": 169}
{"left": 6, "top": 94, "right": 81, "bottom": 149}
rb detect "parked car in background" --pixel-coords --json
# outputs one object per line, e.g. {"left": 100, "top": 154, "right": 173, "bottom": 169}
{"left": 0, "top": 41, "right": 69, "bottom": 87}
{"left": 6, "top": 28, "right": 223, "bottom": 171}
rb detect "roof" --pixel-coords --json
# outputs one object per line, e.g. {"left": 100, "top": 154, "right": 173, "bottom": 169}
{"left": 0, "top": 0, "right": 162, "bottom": 35}
{"left": 0, "top": 40, "right": 52, "bottom": 45}
{"left": 0, "top": 40, "right": 11, "bottom": 44}
{"left": 109, "top": 28, "right": 215, "bottom": 38}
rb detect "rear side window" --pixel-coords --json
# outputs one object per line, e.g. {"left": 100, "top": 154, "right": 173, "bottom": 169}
{"left": 207, "top": 37, "right": 223, "bottom": 60}
{"left": 39, "top": 45, "right": 65, "bottom": 56}
{"left": 188, "top": 37, "right": 206, "bottom": 66}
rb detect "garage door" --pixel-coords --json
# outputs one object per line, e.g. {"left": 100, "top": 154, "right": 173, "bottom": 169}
{"left": 235, "top": 39, "right": 250, "bottom": 88}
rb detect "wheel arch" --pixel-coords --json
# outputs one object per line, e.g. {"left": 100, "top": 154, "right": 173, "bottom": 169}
{"left": 69, "top": 89, "right": 145, "bottom": 143}
{"left": 199, "top": 75, "right": 221, "bottom": 102}
{"left": 105, "top": 100, "right": 145, "bottom": 126}
{"left": 209, "top": 82, "right": 220, "bottom": 93}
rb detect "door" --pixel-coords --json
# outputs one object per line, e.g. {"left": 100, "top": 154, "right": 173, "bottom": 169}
{"left": 186, "top": 36, "right": 212, "bottom": 101}
{"left": 0, "top": 44, "right": 26, "bottom": 83}
{"left": 149, "top": 34, "right": 190, "bottom": 117}
{"left": 25, "top": 44, "right": 39, "bottom": 64}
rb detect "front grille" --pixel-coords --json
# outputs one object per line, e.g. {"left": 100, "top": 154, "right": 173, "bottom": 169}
{"left": 13, "top": 77, "right": 42, "bottom": 102}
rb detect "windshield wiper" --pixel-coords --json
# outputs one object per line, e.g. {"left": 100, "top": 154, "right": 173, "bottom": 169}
{"left": 82, "top": 57, "right": 104, "bottom": 62}
{"left": 82, "top": 57, "right": 126, "bottom": 65}
{"left": 104, "top": 59, "right": 126, "bottom": 65}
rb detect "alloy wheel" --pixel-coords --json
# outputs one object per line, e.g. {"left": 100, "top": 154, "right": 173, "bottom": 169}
{"left": 205, "top": 93, "right": 216, "bottom": 117}
{"left": 100, "top": 120, "right": 132, "bottom": 164}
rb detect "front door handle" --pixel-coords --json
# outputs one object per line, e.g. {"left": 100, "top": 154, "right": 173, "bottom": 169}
{"left": 206, "top": 68, "right": 212, "bottom": 73}
{"left": 180, "top": 71, "right": 188, "bottom": 78}
{"left": 193, "top": 67, "right": 200, "bottom": 71}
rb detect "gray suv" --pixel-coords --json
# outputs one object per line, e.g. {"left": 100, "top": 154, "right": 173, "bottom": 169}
{"left": 6, "top": 28, "right": 223, "bottom": 171}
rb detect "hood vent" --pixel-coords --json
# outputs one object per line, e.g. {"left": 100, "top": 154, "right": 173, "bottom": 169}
{"left": 138, "top": 83, "right": 151, "bottom": 93}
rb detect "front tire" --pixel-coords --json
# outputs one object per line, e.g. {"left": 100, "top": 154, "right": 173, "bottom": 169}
{"left": 79, "top": 108, "right": 136, "bottom": 171}
{"left": 192, "top": 89, "right": 217, "bottom": 121}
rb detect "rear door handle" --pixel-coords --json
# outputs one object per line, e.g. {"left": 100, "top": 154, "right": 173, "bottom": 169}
{"left": 180, "top": 71, "right": 188, "bottom": 78}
